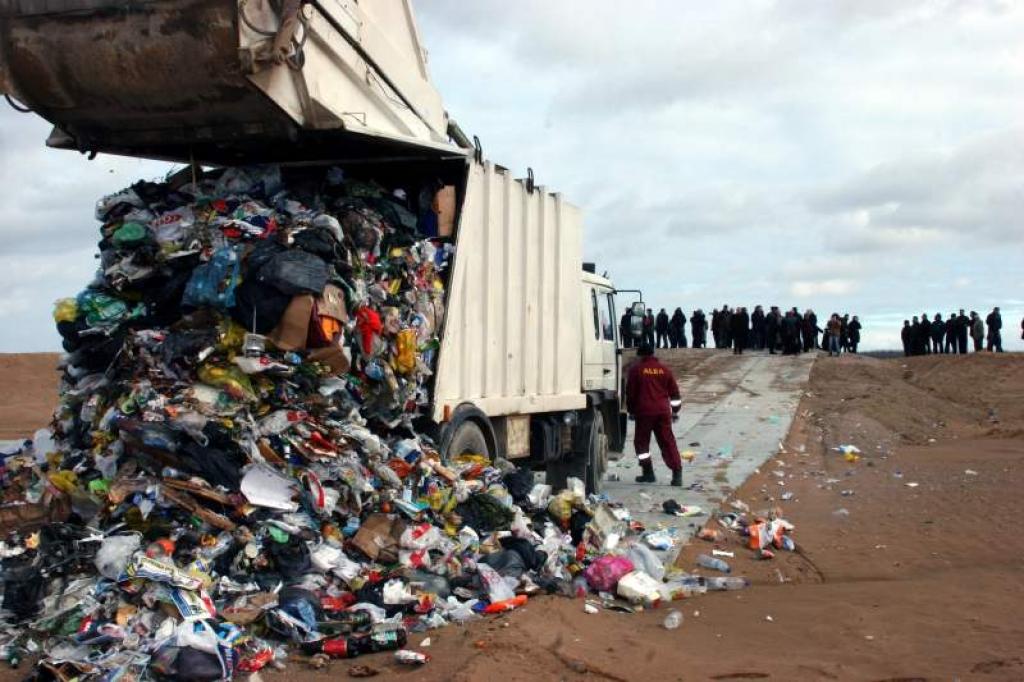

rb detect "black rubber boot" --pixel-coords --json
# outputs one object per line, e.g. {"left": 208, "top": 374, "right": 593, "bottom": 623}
{"left": 634, "top": 460, "right": 656, "bottom": 483}
{"left": 670, "top": 469, "right": 683, "bottom": 487}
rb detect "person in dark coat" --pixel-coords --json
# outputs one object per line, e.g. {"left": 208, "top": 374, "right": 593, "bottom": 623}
{"left": 626, "top": 343, "right": 683, "bottom": 486}
{"left": 669, "top": 308, "right": 687, "bottom": 348}
{"left": 620, "top": 310, "right": 633, "bottom": 349}
{"left": 782, "top": 310, "right": 801, "bottom": 355}
{"left": 847, "top": 316, "right": 862, "bottom": 353}
{"left": 710, "top": 309, "right": 721, "bottom": 349}
{"left": 731, "top": 306, "right": 750, "bottom": 355}
{"left": 986, "top": 307, "right": 1003, "bottom": 352}
{"left": 642, "top": 309, "right": 655, "bottom": 348}
{"left": 802, "top": 309, "right": 818, "bottom": 352}
{"left": 901, "top": 320, "right": 912, "bottom": 356}
{"left": 720, "top": 306, "right": 733, "bottom": 349}
{"left": 751, "top": 305, "right": 766, "bottom": 350}
{"left": 655, "top": 308, "right": 670, "bottom": 349}
{"left": 765, "top": 306, "right": 780, "bottom": 355}
{"left": 915, "top": 314, "right": 931, "bottom": 355}
{"left": 691, "top": 309, "right": 707, "bottom": 348}
{"left": 944, "top": 313, "right": 957, "bottom": 354}
{"left": 931, "top": 314, "right": 945, "bottom": 354}
{"left": 956, "top": 309, "right": 970, "bottom": 354}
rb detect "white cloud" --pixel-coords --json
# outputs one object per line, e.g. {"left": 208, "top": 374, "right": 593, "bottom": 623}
{"left": 790, "top": 279, "right": 859, "bottom": 298}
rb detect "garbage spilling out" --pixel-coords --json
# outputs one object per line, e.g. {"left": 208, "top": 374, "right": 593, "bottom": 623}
{"left": 0, "top": 165, "right": 746, "bottom": 679}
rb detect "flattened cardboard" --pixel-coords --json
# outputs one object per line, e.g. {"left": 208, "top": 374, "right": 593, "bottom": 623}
{"left": 268, "top": 294, "right": 314, "bottom": 351}
{"left": 317, "top": 284, "right": 348, "bottom": 322}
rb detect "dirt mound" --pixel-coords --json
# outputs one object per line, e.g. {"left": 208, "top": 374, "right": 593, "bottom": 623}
{"left": 803, "top": 353, "right": 1024, "bottom": 453}
{"left": 0, "top": 353, "right": 60, "bottom": 439}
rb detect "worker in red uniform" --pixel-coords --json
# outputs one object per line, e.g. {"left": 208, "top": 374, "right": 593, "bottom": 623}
{"left": 626, "top": 342, "right": 683, "bottom": 486}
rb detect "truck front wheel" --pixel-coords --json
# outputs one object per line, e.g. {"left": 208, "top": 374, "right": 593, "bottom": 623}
{"left": 545, "top": 408, "right": 606, "bottom": 494}
{"left": 587, "top": 412, "right": 608, "bottom": 494}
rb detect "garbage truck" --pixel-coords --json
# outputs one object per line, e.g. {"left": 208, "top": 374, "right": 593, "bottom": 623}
{"left": 0, "top": 0, "right": 632, "bottom": 492}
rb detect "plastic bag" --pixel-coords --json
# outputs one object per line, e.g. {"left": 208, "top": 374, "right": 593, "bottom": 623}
{"left": 77, "top": 290, "right": 140, "bottom": 327}
{"left": 626, "top": 543, "right": 665, "bottom": 581}
{"left": 400, "top": 523, "right": 442, "bottom": 551}
{"left": 583, "top": 555, "right": 635, "bottom": 592}
{"left": 183, "top": 246, "right": 241, "bottom": 310}
{"left": 53, "top": 298, "right": 78, "bottom": 323}
{"left": 476, "top": 562, "right": 516, "bottom": 603}
{"left": 94, "top": 534, "right": 142, "bottom": 579}
{"left": 111, "top": 222, "right": 149, "bottom": 249}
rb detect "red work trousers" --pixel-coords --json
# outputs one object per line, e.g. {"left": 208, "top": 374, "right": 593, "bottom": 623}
{"left": 633, "top": 414, "right": 681, "bottom": 471}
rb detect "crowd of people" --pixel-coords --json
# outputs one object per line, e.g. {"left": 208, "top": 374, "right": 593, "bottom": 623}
{"left": 901, "top": 307, "right": 1008, "bottom": 355}
{"left": 622, "top": 305, "right": 862, "bottom": 356}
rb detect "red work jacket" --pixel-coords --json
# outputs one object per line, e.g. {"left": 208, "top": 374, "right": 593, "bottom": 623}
{"left": 626, "top": 356, "right": 681, "bottom": 416}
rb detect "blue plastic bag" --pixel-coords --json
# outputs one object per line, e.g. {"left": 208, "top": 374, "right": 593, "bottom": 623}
{"left": 183, "top": 246, "right": 241, "bottom": 310}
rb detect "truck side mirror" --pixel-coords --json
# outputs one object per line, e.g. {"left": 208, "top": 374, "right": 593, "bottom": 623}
{"left": 630, "top": 301, "right": 645, "bottom": 338}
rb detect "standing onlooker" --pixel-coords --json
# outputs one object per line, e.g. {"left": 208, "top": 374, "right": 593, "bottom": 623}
{"left": 944, "top": 313, "right": 957, "bottom": 354}
{"left": 802, "top": 309, "right": 818, "bottom": 352}
{"left": 731, "top": 306, "right": 750, "bottom": 355}
{"left": 956, "top": 309, "right": 970, "bottom": 354}
{"left": 930, "top": 314, "right": 944, "bottom": 354}
{"left": 669, "top": 308, "right": 687, "bottom": 348}
{"left": 655, "top": 308, "right": 670, "bottom": 349}
{"left": 826, "top": 314, "right": 842, "bottom": 356}
{"left": 710, "top": 309, "right": 721, "bottom": 349}
{"left": 782, "top": 310, "right": 801, "bottom": 355}
{"left": 751, "top": 305, "right": 766, "bottom": 350}
{"left": 915, "top": 314, "right": 931, "bottom": 355}
{"left": 765, "top": 306, "right": 780, "bottom": 355}
{"left": 721, "top": 306, "right": 734, "bottom": 349}
{"left": 901, "top": 320, "right": 913, "bottom": 356}
{"left": 620, "top": 310, "right": 634, "bottom": 349}
{"left": 691, "top": 309, "right": 707, "bottom": 348}
{"left": 847, "top": 315, "right": 862, "bottom": 353}
{"left": 970, "top": 311, "right": 985, "bottom": 352}
{"left": 986, "top": 307, "right": 1003, "bottom": 352}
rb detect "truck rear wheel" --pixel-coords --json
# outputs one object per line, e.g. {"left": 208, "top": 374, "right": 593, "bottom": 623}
{"left": 443, "top": 420, "right": 490, "bottom": 462}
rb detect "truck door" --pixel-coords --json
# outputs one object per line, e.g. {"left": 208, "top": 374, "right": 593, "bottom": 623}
{"left": 582, "top": 286, "right": 617, "bottom": 392}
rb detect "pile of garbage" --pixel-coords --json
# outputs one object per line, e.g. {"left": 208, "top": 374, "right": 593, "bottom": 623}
{"left": 0, "top": 164, "right": 739, "bottom": 680}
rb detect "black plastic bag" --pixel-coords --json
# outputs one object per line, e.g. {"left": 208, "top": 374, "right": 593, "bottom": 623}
{"left": 256, "top": 250, "right": 329, "bottom": 296}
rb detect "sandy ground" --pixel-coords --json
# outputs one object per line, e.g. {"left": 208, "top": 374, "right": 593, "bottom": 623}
{"left": 0, "top": 353, "right": 60, "bottom": 440}
{"left": 0, "top": 352, "right": 1022, "bottom": 680}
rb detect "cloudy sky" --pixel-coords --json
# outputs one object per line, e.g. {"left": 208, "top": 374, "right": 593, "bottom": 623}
{"left": 0, "top": 0, "right": 1021, "bottom": 352}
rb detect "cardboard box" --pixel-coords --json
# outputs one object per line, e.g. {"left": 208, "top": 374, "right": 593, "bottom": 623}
{"left": 267, "top": 294, "right": 314, "bottom": 351}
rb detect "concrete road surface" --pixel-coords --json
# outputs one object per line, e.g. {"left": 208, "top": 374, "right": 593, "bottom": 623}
{"left": 604, "top": 350, "right": 816, "bottom": 563}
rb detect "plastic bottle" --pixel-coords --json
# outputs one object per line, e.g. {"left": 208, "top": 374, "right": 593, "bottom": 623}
{"left": 318, "top": 609, "right": 372, "bottom": 634}
{"left": 696, "top": 554, "right": 731, "bottom": 573}
{"left": 705, "top": 576, "right": 749, "bottom": 591}
{"left": 663, "top": 609, "right": 683, "bottom": 630}
{"left": 659, "top": 575, "right": 706, "bottom": 600}
{"left": 302, "top": 629, "right": 407, "bottom": 658}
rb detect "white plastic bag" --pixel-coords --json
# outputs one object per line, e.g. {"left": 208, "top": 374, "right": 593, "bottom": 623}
{"left": 476, "top": 562, "right": 515, "bottom": 603}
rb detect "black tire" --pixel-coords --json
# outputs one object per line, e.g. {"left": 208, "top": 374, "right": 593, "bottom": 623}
{"left": 443, "top": 420, "right": 490, "bottom": 463}
{"left": 586, "top": 413, "right": 608, "bottom": 495}
{"left": 545, "top": 409, "right": 606, "bottom": 495}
